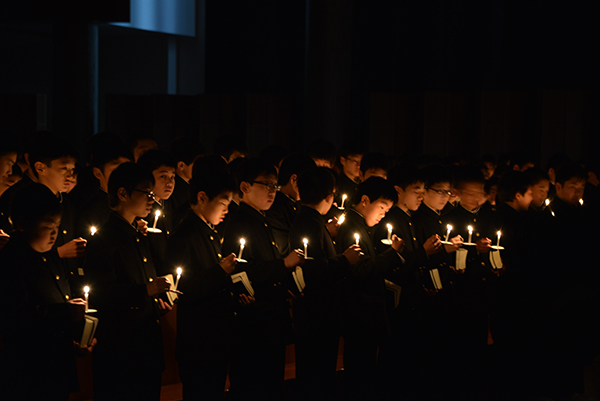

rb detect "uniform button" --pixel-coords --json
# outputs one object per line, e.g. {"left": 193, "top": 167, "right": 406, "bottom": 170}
{"left": 481, "top": 262, "right": 486, "bottom": 266}
{"left": 274, "top": 283, "right": 278, "bottom": 287}
{"left": 473, "top": 218, "right": 477, "bottom": 222}
{"left": 413, "top": 237, "right": 417, "bottom": 241}
{"left": 408, "top": 222, "right": 412, "bottom": 226}
{"left": 143, "top": 257, "right": 148, "bottom": 263}
{"left": 234, "top": 312, "right": 237, "bottom": 316}
{"left": 55, "top": 275, "right": 60, "bottom": 280}
{"left": 217, "top": 253, "right": 222, "bottom": 258}
{"left": 230, "top": 292, "right": 234, "bottom": 297}
{"left": 209, "top": 236, "right": 214, "bottom": 241}
{"left": 63, "top": 229, "right": 67, "bottom": 234}
{"left": 136, "top": 238, "right": 140, "bottom": 242}
{"left": 65, "top": 295, "right": 70, "bottom": 300}
{"left": 167, "top": 230, "right": 170, "bottom": 235}
{"left": 476, "top": 233, "right": 480, "bottom": 237}
{"left": 264, "top": 223, "right": 268, "bottom": 227}
{"left": 438, "top": 220, "right": 442, "bottom": 224}
{"left": 156, "top": 320, "right": 160, "bottom": 325}
{"left": 271, "top": 241, "right": 276, "bottom": 246}
{"left": 148, "top": 278, "right": 153, "bottom": 282}
{"left": 42, "top": 257, "right": 47, "bottom": 262}
{"left": 154, "top": 298, "right": 158, "bottom": 303}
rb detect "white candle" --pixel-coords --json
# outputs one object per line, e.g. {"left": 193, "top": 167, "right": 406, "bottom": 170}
{"left": 354, "top": 233, "right": 360, "bottom": 246}
{"left": 580, "top": 199, "right": 584, "bottom": 206}
{"left": 90, "top": 226, "right": 96, "bottom": 236}
{"left": 387, "top": 224, "right": 392, "bottom": 241}
{"left": 338, "top": 214, "right": 346, "bottom": 225}
{"left": 445, "top": 224, "right": 453, "bottom": 241}
{"left": 303, "top": 238, "right": 308, "bottom": 258}
{"left": 174, "top": 267, "right": 182, "bottom": 291}
{"left": 238, "top": 238, "right": 245, "bottom": 260}
{"left": 152, "top": 210, "right": 161, "bottom": 230}
{"left": 84, "top": 286, "right": 89, "bottom": 312}
{"left": 341, "top": 194, "right": 347, "bottom": 209}
{"left": 467, "top": 225, "right": 473, "bottom": 243}
{"left": 545, "top": 199, "right": 550, "bottom": 207}
{"left": 496, "top": 231, "right": 502, "bottom": 248}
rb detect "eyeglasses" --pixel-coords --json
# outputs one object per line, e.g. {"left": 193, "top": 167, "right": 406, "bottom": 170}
{"left": 253, "top": 181, "right": 281, "bottom": 193}
{"left": 345, "top": 157, "right": 361, "bottom": 167}
{"left": 426, "top": 186, "right": 452, "bottom": 197}
{"left": 133, "top": 188, "right": 157, "bottom": 201}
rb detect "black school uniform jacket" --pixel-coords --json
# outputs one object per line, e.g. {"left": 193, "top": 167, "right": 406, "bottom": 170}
{"left": 336, "top": 208, "right": 403, "bottom": 338}
{"left": 289, "top": 205, "right": 349, "bottom": 332}
{"left": 335, "top": 173, "right": 359, "bottom": 207}
{"left": 171, "top": 174, "right": 190, "bottom": 227}
{"left": 147, "top": 199, "right": 174, "bottom": 275}
{"left": 0, "top": 233, "right": 79, "bottom": 395}
{"left": 76, "top": 188, "right": 110, "bottom": 238}
{"left": 84, "top": 212, "right": 164, "bottom": 373}
{"left": 266, "top": 191, "right": 298, "bottom": 257}
{"left": 165, "top": 210, "right": 236, "bottom": 359}
{"left": 222, "top": 202, "right": 292, "bottom": 340}
{"left": 0, "top": 172, "right": 35, "bottom": 233}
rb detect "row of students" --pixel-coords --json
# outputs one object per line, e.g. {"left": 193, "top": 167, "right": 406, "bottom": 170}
{"left": 1, "top": 131, "right": 598, "bottom": 401}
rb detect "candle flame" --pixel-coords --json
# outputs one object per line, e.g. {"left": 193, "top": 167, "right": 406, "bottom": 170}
{"left": 84, "top": 286, "right": 89, "bottom": 294}
{"left": 447, "top": 224, "right": 452, "bottom": 231}
{"left": 303, "top": 238, "right": 308, "bottom": 245}
{"left": 176, "top": 267, "right": 182, "bottom": 276}
{"left": 342, "top": 194, "right": 347, "bottom": 201}
{"left": 387, "top": 223, "right": 392, "bottom": 231}
{"left": 497, "top": 230, "right": 502, "bottom": 238}
{"left": 468, "top": 225, "right": 473, "bottom": 233}
{"left": 579, "top": 199, "right": 584, "bottom": 206}
{"left": 90, "top": 226, "right": 96, "bottom": 236}
{"left": 155, "top": 210, "right": 161, "bottom": 218}
{"left": 338, "top": 214, "right": 346, "bottom": 225}
{"left": 354, "top": 233, "right": 360, "bottom": 240}
{"left": 240, "top": 238, "right": 245, "bottom": 246}
{"left": 545, "top": 199, "right": 550, "bottom": 206}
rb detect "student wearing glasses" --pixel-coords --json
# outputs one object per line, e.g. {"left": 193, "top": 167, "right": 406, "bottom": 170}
{"left": 335, "top": 142, "right": 364, "bottom": 208}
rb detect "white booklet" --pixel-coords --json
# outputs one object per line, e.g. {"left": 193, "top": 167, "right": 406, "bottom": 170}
{"left": 455, "top": 248, "right": 468, "bottom": 271}
{"left": 429, "top": 268, "right": 443, "bottom": 290}
{"left": 292, "top": 266, "right": 306, "bottom": 293}
{"left": 80, "top": 315, "right": 99, "bottom": 347}
{"left": 490, "top": 250, "right": 503, "bottom": 270}
{"left": 231, "top": 271, "right": 255, "bottom": 297}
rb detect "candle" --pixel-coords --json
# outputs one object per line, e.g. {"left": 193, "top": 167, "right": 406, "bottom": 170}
{"left": 152, "top": 210, "right": 161, "bottom": 230}
{"left": 580, "top": 199, "right": 584, "bottom": 206}
{"left": 174, "top": 267, "right": 182, "bottom": 291}
{"left": 445, "top": 224, "right": 453, "bottom": 241}
{"left": 238, "top": 238, "right": 245, "bottom": 260}
{"left": 341, "top": 194, "right": 347, "bottom": 209}
{"left": 496, "top": 231, "right": 502, "bottom": 248}
{"left": 90, "top": 226, "right": 96, "bottom": 236}
{"left": 467, "top": 225, "right": 473, "bottom": 243}
{"left": 545, "top": 199, "right": 550, "bottom": 207}
{"left": 303, "top": 238, "right": 308, "bottom": 258}
{"left": 338, "top": 214, "right": 346, "bottom": 225}
{"left": 354, "top": 233, "right": 360, "bottom": 246}
{"left": 84, "top": 286, "right": 89, "bottom": 312}
{"left": 387, "top": 224, "right": 392, "bottom": 241}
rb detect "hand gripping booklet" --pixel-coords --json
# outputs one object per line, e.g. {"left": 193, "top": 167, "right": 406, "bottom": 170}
{"left": 231, "top": 271, "right": 255, "bottom": 297}
{"left": 80, "top": 315, "right": 99, "bottom": 347}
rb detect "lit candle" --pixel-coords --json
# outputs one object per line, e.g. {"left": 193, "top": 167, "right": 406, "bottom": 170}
{"left": 580, "top": 199, "right": 584, "bottom": 206}
{"left": 496, "top": 231, "right": 502, "bottom": 248}
{"left": 238, "top": 238, "right": 245, "bottom": 260}
{"left": 545, "top": 199, "right": 550, "bottom": 207}
{"left": 338, "top": 214, "right": 346, "bottom": 225}
{"left": 445, "top": 224, "right": 453, "bottom": 241}
{"left": 174, "top": 267, "right": 182, "bottom": 291}
{"left": 84, "top": 286, "right": 89, "bottom": 313}
{"left": 467, "top": 225, "right": 473, "bottom": 244}
{"left": 387, "top": 224, "right": 393, "bottom": 241}
{"left": 303, "top": 238, "right": 308, "bottom": 258}
{"left": 341, "top": 194, "right": 347, "bottom": 209}
{"left": 90, "top": 226, "right": 96, "bottom": 236}
{"left": 152, "top": 210, "right": 161, "bottom": 230}
{"left": 354, "top": 233, "right": 360, "bottom": 246}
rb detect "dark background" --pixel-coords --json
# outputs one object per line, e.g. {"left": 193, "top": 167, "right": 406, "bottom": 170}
{"left": 1, "top": 0, "right": 598, "bottom": 166}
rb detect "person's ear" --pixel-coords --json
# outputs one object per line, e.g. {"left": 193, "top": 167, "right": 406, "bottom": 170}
{"left": 177, "top": 161, "right": 187, "bottom": 172}
{"left": 325, "top": 193, "right": 334, "bottom": 204}
{"left": 117, "top": 187, "right": 129, "bottom": 202}
{"left": 290, "top": 173, "right": 298, "bottom": 186}
{"left": 197, "top": 191, "right": 207, "bottom": 205}
{"left": 394, "top": 185, "right": 404, "bottom": 198}
{"left": 554, "top": 182, "right": 563, "bottom": 194}
{"left": 361, "top": 194, "right": 370, "bottom": 206}
{"left": 240, "top": 181, "right": 251, "bottom": 195}
{"left": 34, "top": 161, "right": 46, "bottom": 177}
{"left": 92, "top": 167, "right": 104, "bottom": 181}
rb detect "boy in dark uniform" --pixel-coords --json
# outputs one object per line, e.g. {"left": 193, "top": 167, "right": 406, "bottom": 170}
{"left": 85, "top": 163, "right": 172, "bottom": 401}
{"left": 166, "top": 164, "right": 253, "bottom": 400}
{"left": 289, "top": 166, "right": 361, "bottom": 401}
{"left": 335, "top": 177, "right": 405, "bottom": 400}
{"left": 169, "top": 136, "right": 205, "bottom": 226}
{"left": 0, "top": 184, "right": 95, "bottom": 400}
{"left": 266, "top": 153, "right": 315, "bottom": 256}
{"left": 221, "top": 158, "right": 304, "bottom": 401}
{"left": 335, "top": 143, "right": 364, "bottom": 207}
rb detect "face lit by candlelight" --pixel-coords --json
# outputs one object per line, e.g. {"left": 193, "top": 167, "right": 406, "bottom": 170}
{"left": 0, "top": 152, "right": 17, "bottom": 181}
{"left": 29, "top": 214, "right": 61, "bottom": 253}
{"left": 514, "top": 187, "right": 533, "bottom": 211}
{"left": 455, "top": 182, "right": 485, "bottom": 211}
{"left": 197, "top": 191, "right": 233, "bottom": 226}
{"left": 530, "top": 179, "right": 550, "bottom": 208}
{"left": 35, "top": 157, "right": 77, "bottom": 195}
{"left": 152, "top": 165, "right": 176, "bottom": 201}
{"left": 555, "top": 177, "right": 586, "bottom": 206}
{"left": 360, "top": 196, "right": 393, "bottom": 227}
{"left": 397, "top": 181, "right": 425, "bottom": 212}
{"left": 340, "top": 154, "right": 363, "bottom": 181}
{"left": 241, "top": 174, "right": 278, "bottom": 211}
{"left": 424, "top": 182, "right": 452, "bottom": 211}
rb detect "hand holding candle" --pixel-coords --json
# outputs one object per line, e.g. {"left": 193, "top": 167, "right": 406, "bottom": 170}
{"left": 354, "top": 233, "right": 360, "bottom": 246}
{"left": 337, "top": 214, "right": 346, "bottom": 225}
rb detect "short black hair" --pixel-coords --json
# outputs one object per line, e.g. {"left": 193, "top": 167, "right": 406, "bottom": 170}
{"left": 170, "top": 136, "right": 206, "bottom": 165}
{"left": 126, "top": 132, "right": 156, "bottom": 152}
{"left": 29, "top": 133, "right": 78, "bottom": 177}
{"left": 192, "top": 154, "right": 229, "bottom": 180}
{"left": 546, "top": 152, "right": 570, "bottom": 173}
{"left": 214, "top": 135, "right": 248, "bottom": 160}
{"left": 453, "top": 165, "right": 485, "bottom": 189}
{"left": 90, "top": 133, "right": 132, "bottom": 170}
{"left": 524, "top": 167, "right": 550, "bottom": 186}
{"left": 227, "top": 157, "right": 246, "bottom": 198}
{"left": 339, "top": 141, "right": 366, "bottom": 159}
{"left": 107, "top": 162, "right": 155, "bottom": 209}
{"left": 237, "top": 158, "right": 277, "bottom": 186}
{"left": 352, "top": 176, "right": 398, "bottom": 206}
{"left": 555, "top": 161, "right": 587, "bottom": 185}
{"left": 11, "top": 183, "right": 62, "bottom": 232}
{"left": 387, "top": 164, "right": 424, "bottom": 190}
{"left": 421, "top": 164, "right": 451, "bottom": 188}
{"left": 298, "top": 167, "right": 336, "bottom": 205}
{"left": 137, "top": 149, "right": 177, "bottom": 173}
{"left": 306, "top": 139, "right": 336, "bottom": 166}
{"left": 0, "top": 135, "right": 20, "bottom": 158}
{"left": 259, "top": 145, "right": 290, "bottom": 170}
{"left": 360, "top": 152, "right": 389, "bottom": 175}
{"left": 497, "top": 171, "right": 531, "bottom": 203}
{"left": 189, "top": 168, "right": 236, "bottom": 205}
{"left": 277, "top": 153, "right": 316, "bottom": 186}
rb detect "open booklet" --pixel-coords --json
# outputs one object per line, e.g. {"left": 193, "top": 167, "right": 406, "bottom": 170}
{"left": 231, "top": 271, "right": 255, "bottom": 297}
{"left": 80, "top": 314, "right": 98, "bottom": 347}
{"left": 384, "top": 279, "right": 402, "bottom": 308}
{"left": 292, "top": 266, "right": 306, "bottom": 293}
